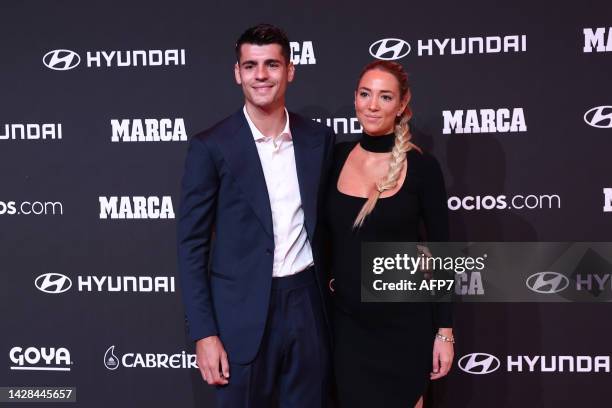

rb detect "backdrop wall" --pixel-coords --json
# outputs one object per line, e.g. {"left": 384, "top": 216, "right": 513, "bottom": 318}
{"left": 1, "top": 0, "right": 611, "bottom": 406}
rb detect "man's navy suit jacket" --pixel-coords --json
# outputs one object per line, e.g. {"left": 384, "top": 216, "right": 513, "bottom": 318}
{"left": 177, "top": 109, "right": 335, "bottom": 364}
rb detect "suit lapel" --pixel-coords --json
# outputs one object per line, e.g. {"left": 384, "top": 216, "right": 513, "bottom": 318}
{"left": 290, "top": 113, "right": 323, "bottom": 241}
{"left": 216, "top": 110, "right": 274, "bottom": 240}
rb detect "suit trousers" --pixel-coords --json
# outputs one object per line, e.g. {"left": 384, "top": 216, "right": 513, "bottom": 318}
{"left": 215, "top": 267, "right": 330, "bottom": 408}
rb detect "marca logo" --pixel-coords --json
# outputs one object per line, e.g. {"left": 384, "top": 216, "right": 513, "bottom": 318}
{"left": 583, "top": 27, "right": 612, "bottom": 53}
{"left": 104, "top": 345, "right": 197, "bottom": 370}
{"left": 526, "top": 272, "right": 569, "bottom": 294}
{"left": 111, "top": 118, "right": 187, "bottom": 142}
{"left": 9, "top": 346, "right": 72, "bottom": 371}
{"left": 43, "top": 49, "right": 81, "bottom": 70}
{"left": 313, "top": 117, "right": 362, "bottom": 135}
{"left": 34, "top": 273, "right": 72, "bottom": 294}
{"left": 584, "top": 106, "right": 612, "bottom": 128}
{"left": 455, "top": 271, "right": 485, "bottom": 295}
{"left": 1, "top": 123, "right": 62, "bottom": 141}
{"left": 35, "top": 274, "right": 175, "bottom": 294}
{"left": 99, "top": 196, "right": 175, "bottom": 219}
{"left": 604, "top": 188, "right": 612, "bottom": 213}
{"left": 369, "top": 38, "right": 411, "bottom": 60}
{"left": 458, "top": 353, "right": 500, "bottom": 374}
{"left": 443, "top": 108, "right": 527, "bottom": 134}
{"left": 290, "top": 41, "right": 316, "bottom": 65}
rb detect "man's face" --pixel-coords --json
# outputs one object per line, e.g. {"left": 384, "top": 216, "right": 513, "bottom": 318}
{"left": 234, "top": 43, "right": 294, "bottom": 111}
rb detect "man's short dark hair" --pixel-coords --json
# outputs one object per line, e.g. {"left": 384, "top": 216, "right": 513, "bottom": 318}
{"left": 235, "top": 23, "right": 291, "bottom": 64}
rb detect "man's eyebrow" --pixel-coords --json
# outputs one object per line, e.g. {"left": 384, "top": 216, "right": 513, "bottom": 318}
{"left": 240, "top": 58, "right": 283, "bottom": 66}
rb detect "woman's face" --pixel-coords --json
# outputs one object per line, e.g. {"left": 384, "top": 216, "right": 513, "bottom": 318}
{"left": 355, "top": 69, "right": 407, "bottom": 136}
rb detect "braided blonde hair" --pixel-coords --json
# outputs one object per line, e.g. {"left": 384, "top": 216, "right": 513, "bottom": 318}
{"left": 353, "top": 61, "right": 421, "bottom": 229}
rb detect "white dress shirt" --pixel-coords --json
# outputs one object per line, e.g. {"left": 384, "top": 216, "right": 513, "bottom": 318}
{"left": 243, "top": 106, "right": 314, "bottom": 277}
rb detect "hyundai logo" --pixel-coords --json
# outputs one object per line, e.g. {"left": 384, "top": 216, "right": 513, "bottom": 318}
{"left": 458, "top": 353, "right": 501, "bottom": 375}
{"left": 43, "top": 49, "right": 81, "bottom": 71}
{"left": 369, "top": 38, "right": 411, "bottom": 60}
{"left": 584, "top": 106, "right": 612, "bottom": 128}
{"left": 34, "top": 273, "right": 72, "bottom": 294}
{"left": 525, "top": 272, "right": 569, "bottom": 294}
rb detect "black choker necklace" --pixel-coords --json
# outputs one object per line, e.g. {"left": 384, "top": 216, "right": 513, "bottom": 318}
{"left": 359, "top": 132, "right": 395, "bottom": 153}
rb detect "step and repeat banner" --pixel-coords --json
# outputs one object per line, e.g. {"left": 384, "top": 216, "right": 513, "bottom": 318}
{"left": 1, "top": 0, "right": 611, "bottom": 406}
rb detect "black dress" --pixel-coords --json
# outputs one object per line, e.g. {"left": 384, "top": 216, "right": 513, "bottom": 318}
{"left": 325, "top": 139, "right": 452, "bottom": 407}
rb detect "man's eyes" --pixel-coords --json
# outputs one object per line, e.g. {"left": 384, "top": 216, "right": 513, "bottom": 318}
{"left": 243, "top": 63, "right": 280, "bottom": 69}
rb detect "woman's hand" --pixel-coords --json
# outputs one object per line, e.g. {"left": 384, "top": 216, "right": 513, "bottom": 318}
{"left": 430, "top": 329, "right": 454, "bottom": 380}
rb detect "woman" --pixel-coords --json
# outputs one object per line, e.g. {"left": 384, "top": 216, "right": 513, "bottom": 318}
{"left": 326, "top": 60, "right": 454, "bottom": 407}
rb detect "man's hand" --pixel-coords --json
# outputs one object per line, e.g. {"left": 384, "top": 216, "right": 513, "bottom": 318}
{"left": 196, "top": 336, "right": 230, "bottom": 385}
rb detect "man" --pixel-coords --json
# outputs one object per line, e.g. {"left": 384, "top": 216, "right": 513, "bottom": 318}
{"left": 177, "top": 24, "right": 335, "bottom": 407}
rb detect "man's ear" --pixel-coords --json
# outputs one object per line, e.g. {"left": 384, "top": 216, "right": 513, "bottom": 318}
{"left": 287, "top": 63, "right": 295, "bottom": 83}
{"left": 234, "top": 62, "right": 242, "bottom": 85}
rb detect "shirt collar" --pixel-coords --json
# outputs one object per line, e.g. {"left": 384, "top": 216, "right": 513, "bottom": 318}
{"left": 243, "top": 105, "right": 291, "bottom": 142}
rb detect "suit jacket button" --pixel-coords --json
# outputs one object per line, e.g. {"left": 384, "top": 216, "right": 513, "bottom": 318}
{"left": 266, "top": 249, "right": 272, "bottom": 255}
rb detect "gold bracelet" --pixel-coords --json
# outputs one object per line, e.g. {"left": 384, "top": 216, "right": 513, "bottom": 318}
{"left": 435, "top": 333, "right": 455, "bottom": 343}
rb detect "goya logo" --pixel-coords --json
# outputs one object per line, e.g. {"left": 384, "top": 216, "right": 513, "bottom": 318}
{"left": 9, "top": 346, "right": 72, "bottom": 371}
